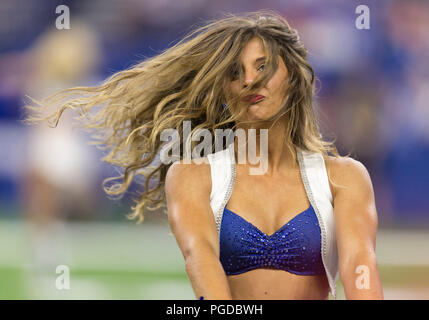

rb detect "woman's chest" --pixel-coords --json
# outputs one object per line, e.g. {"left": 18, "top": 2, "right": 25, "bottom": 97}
{"left": 225, "top": 166, "right": 311, "bottom": 236}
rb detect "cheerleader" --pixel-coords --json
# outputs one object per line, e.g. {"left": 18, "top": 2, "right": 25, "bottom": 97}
{"left": 23, "top": 10, "right": 383, "bottom": 300}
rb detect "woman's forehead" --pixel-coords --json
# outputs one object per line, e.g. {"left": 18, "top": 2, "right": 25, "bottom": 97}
{"left": 239, "top": 37, "right": 266, "bottom": 62}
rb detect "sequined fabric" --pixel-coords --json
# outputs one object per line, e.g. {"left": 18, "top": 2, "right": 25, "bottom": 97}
{"left": 219, "top": 204, "right": 325, "bottom": 275}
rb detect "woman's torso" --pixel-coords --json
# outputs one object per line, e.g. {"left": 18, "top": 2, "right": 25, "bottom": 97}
{"left": 219, "top": 160, "right": 330, "bottom": 300}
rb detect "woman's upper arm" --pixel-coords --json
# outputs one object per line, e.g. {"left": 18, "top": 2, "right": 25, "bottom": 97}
{"left": 328, "top": 157, "right": 379, "bottom": 262}
{"left": 164, "top": 160, "right": 219, "bottom": 261}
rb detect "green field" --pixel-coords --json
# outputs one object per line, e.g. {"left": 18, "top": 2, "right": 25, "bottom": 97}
{"left": 1, "top": 220, "right": 428, "bottom": 299}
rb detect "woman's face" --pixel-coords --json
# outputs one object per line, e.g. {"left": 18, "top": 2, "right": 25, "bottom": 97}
{"left": 229, "top": 36, "right": 289, "bottom": 122}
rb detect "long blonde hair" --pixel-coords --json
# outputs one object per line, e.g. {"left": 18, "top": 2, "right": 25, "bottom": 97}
{"left": 22, "top": 9, "right": 346, "bottom": 223}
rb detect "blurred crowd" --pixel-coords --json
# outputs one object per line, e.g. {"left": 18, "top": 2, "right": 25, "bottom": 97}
{"left": 0, "top": 0, "right": 428, "bottom": 227}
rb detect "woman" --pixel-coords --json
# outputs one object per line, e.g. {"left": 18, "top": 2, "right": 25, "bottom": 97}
{"left": 23, "top": 10, "right": 383, "bottom": 300}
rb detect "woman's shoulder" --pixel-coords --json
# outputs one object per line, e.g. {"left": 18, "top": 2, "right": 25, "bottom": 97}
{"left": 324, "top": 154, "right": 372, "bottom": 199}
{"left": 325, "top": 154, "right": 368, "bottom": 179}
{"left": 165, "top": 157, "right": 212, "bottom": 196}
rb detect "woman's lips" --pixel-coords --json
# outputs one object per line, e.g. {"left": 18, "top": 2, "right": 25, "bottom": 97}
{"left": 243, "top": 94, "right": 265, "bottom": 103}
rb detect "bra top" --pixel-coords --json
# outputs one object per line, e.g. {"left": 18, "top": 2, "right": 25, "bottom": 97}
{"left": 207, "top": 143, "right": 338, "bottom": 298}
{"left": 219, "top": 203, "right": 325, "bottom": 276}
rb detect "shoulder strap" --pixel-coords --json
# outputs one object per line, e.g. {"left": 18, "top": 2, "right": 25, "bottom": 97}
{"left": 297, "top": 147, "right": 338, "bottom": 299}
{"left": 298, "top": 149, "right": 333, "bottom": 205}
{"left": 207, "top": 143, "right": 235, "bottom": 234}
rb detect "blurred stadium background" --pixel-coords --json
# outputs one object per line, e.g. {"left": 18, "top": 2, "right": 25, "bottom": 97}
{"left": 0, "top": 0, "right": 428, "bottom": 299}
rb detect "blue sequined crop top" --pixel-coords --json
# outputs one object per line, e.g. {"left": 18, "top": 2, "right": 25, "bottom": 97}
{"left": 219, "top": 203, "right": 325, "bottom": 276}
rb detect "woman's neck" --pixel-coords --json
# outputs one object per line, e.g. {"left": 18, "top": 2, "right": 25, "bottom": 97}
{"left": 233, "top": 115, "right": 296, "bottom": 176}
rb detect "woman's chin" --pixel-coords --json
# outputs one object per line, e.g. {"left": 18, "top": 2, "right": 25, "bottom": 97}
{"left": 247, "top": 105, "right": 267, "bottom": 121}
{"left": 247, "top": 102, "right": 262, "bottom": 114}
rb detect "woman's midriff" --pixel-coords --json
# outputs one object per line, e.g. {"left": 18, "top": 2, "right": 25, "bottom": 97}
{"left": 227, "top": 268, "right": 330, "bottom": 300}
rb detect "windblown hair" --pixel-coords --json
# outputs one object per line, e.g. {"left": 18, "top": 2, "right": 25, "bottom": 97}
{"left": 22, "top": 10, "right": 346, "bottom": 223}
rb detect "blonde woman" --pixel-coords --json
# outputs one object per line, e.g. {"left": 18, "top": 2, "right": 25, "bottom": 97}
{"left": 23, "top": 10, "right": 383, "bottom": 300}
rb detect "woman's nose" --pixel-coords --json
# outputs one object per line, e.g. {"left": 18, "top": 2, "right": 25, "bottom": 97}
{"left": 243, "top": 71, "right": 256, "bottom": 87}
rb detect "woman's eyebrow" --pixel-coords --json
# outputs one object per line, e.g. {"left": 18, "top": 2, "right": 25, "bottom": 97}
{"left": 254, "top": 56, "right": 266, "bottom": 64}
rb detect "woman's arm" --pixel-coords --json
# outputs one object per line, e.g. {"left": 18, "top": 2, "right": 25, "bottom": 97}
{"left": 328, "top": 157, "right": 384, "bottom": 299}
{"left": 165, "top": 160, "right": 232, "bottom": 300}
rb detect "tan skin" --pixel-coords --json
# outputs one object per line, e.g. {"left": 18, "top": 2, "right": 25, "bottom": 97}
{"left": 166, "top": 37, "right": 383, "bottom": 299}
